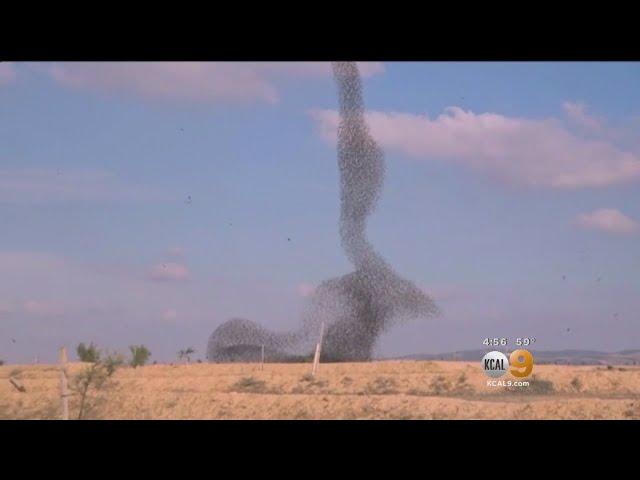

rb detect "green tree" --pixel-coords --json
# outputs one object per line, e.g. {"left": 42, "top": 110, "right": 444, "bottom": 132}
{"left": 77, "top": 342, "right": 101, "bottom": 363}
{"left": 178, "top": 347, "right": 195, "bottom": 363}
{"left": 129, "top": 345, "right": 151, "bottom": 368}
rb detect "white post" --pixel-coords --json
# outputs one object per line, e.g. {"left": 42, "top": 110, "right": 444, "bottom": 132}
{"left": 311, "top": 322, "right": 325, "bottom": 377}
{"left": 261, "top": 344, "right": 265, "bottom": 371}
{"left": 59, "top": 347, "right": 69, "bottom": 420}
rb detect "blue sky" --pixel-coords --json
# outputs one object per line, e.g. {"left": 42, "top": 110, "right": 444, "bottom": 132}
{"left": 1, "top": 62, "right": 639, "bottom": 363}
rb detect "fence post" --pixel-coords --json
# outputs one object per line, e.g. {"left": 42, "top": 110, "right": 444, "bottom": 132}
{"left": 312, "top": 322, "right": 325, "bottom": 377}
{"left": 59, "top": 347, "right": 69, "bottom": 420}
{"left": 261, "top": 344, "right": 265, "bottom": 371}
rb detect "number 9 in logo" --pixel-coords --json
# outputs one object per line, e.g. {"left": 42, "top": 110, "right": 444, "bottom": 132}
{"left": 509, "top": 349, "right": 534, "bottom": 378}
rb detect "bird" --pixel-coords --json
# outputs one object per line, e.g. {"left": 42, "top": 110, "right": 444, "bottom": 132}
{"left": 596, "top": 276, "right": 602, "bottom": 283}
{"left": 287, "top": 237, "right": 291, "bottom": 242}
{"left": 562, "top": 275, "right": 566, "bottom": 281}
{"left": 11, "top": 338, "right": 16, "bottom": 343}
{"left": 185, "top": 195, "right": 192, "bottom": 205}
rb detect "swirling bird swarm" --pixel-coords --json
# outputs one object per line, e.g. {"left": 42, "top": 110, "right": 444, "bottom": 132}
{"left": 207, "top": 62, "right": 438, "bottom": 362}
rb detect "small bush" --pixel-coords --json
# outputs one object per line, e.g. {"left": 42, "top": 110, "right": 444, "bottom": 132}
{"left": 430, "top": 375, "right": 450, "bottom": 395}
{"left": 178, "top": 347, "right": 195, "bottom": 363}
{"left": 230, "top": 376, "right": 267, "bottom": 393}
{"left": 528, "top": 376, "right": 555, "bottom": 394}
{"left": 364, "top": 377, "right": 398, "bottom": 395}
{"left": 623, "top": 403, "right": 639, "bottom": 419}
{"left": 452, "top": 372, "right": 473, "bottom": 395}
{"left": 293, "top": 408, "right": 310, "bottom": 419}
{"left": 570, "top": 376, "right": 583, "bottom": 392}
{"left": 406, "top": 388, "right": 429, "bottom": 396}
{"left": 506, "top": 375, "right": 554, "bottom": 395}
{"left": 129, "top": 345, "right": 151, "bottom": 368}
{"left": 0, "top": 360, "right": 4, "bottom": 366}
{"left": 77, "top": 342, "right": 100, "bottom": 363}
{"left": 103, "top": 353, "right": 125, "bottom": 376}
{"left": 71, "top": 353, "right": 122, "bottom": 419}
{"left": 297, "top": 374, "right": 328, "bottom": 390}
{"left": 388, "top": 409, "right": 414, "bottom": 420}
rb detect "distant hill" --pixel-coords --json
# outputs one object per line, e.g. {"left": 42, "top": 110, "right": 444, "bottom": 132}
{"left": 391, "top": 349, "right": 640, "bottom": 365}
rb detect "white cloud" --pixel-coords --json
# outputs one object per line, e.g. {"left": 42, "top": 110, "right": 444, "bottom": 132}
{"left": 0, "top": 250, "right": 220, "bottom": 362}
{"left": 0, "top": 252, "right": 87, "bottom": 317}
{"left": 161, "top": 309, "right": 178, "bottom": 322}
{"left": 148, "top": 262, "right": 190, "bottom": 282}
{"left": 297, "top": 282, "right": 316, "bottom": 297}
{"left": 310, "top": 106, "right": 640, "bottom": 189}
{"left": 562, "top": 101, "right": 603, "bottom": 133}
{"left": 0, "top": 300, "right": 14, "bottom": 316}
{"left": 0, "top": 251, "right": 198, "bottom": 325}
{"left": 41, "top": 62, "right": 384, "bottom": 104}
{"left": 574, "top": 209, "right": 639, "bottom": 235}
{"left": 0, "top": 251, "right": 67, "bottom": 272}
{"left": 0, "top": 62, "right": 16, "bottom": 85}
{"left": 23, "top": 299, "right": 65, "bottom": 317}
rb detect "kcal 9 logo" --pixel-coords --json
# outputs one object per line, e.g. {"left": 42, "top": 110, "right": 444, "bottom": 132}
{"left": 482, "top": 349, "right": 534, "bottom": 378}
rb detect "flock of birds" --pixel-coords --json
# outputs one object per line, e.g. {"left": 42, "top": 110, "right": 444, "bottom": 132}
{"left": 25, "top": 105, "right": 625, "bottom": 356}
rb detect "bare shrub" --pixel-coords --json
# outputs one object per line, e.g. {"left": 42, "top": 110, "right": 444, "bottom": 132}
{"left": 429, "top": 375, "right": 450, "bottom": 395}
{"left": 528, "top": 376, "right": 555, "bottom": 395}
{"left": 505, "top": 375, "right": 555, "bottom": 395}
{"left": 364, "top": 377, "right": 398, "bottom": 395}
{"left": 452, "top": 372, "right": 473, "bottom": 395}
{"left": 70, "top": 353, "right": 123, "bottom": 419}
{"left": 229, "top": 377, "right": 268, "bottom": 393}
{"left": 570, "top": 376, "right": 583, "bottom": 392}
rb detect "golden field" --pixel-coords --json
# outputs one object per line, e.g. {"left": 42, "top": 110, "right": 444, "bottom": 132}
{"left": 1, "top": 360, "right": 639, "bottom": 420}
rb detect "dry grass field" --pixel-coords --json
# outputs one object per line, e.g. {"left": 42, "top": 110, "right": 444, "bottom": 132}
{"left": 1, "top": 360, "right": 639, "bottom": 419}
